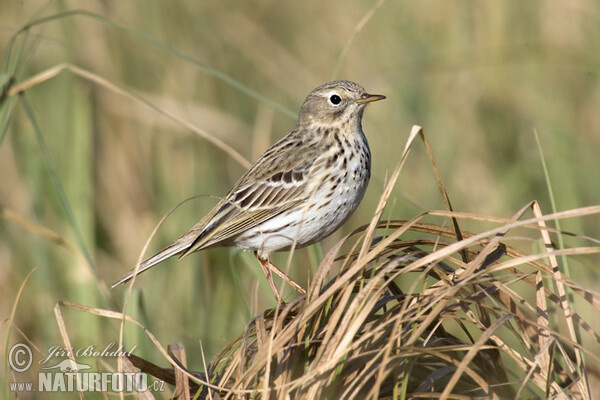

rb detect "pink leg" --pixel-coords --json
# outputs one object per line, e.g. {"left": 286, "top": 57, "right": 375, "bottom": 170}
{"left": 254, "top": 253, "right": 306, "bottom": 301}
{"left": 256, "top": 253, "right": 282, "bottom": 303}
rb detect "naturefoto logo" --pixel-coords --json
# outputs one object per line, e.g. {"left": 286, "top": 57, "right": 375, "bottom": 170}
{"left": 40, "top": 359, "right": 92, "bottom": 373}
{"left": 8, "top": 343, "right": 165, "bottom": 394}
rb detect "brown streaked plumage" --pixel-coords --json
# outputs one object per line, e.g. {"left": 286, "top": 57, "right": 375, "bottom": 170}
{"left": 112, "top": 80, "right": 385, "bottom": 301}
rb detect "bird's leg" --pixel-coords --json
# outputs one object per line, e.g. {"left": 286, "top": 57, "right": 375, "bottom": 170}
{"left": 254, "top": 252, "right": 307, "bottom": 301}
{"left": 264, "top": 259, "right": 307, "bottom": 295}
{"left": 255, "top": 252, "right": 282, "bottom": 303}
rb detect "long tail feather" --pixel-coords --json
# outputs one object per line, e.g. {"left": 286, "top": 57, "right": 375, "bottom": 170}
{"left": 111, "top": 239, "right": 191, "bottom": 288}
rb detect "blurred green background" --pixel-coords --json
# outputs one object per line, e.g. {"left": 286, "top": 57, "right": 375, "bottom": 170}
{"left": 1, "top": 0, "right": 599, "bottom": 397}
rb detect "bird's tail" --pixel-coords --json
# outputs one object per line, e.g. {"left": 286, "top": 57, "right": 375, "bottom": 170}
{"left": 111, "top": 238, "right": 192, "bottom": 288}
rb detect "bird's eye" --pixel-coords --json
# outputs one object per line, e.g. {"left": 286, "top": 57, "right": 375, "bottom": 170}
{"left": 329, "top": 94, "right": 342, "bottom": 105}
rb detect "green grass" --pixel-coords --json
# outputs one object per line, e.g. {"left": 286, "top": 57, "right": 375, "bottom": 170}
{"left": 1, "top": 1, "right": 600, "bottom": 398}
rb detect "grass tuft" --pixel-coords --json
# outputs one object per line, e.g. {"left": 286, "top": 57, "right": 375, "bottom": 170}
{"left": 114, "top": 206, "right": 600, "bottom": 399}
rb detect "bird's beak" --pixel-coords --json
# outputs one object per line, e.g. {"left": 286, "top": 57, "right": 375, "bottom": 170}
{"left": 356, "top": 93, "right": 386, "bottom": 104}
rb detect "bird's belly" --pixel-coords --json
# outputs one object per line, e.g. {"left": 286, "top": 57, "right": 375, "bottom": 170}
{"left": 234, "top": 167, "right": 369, "bottom": 254}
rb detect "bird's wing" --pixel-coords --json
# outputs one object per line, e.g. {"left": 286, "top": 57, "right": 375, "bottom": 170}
{"left": 181, "top": 134, "right": 327, "bottom": 255}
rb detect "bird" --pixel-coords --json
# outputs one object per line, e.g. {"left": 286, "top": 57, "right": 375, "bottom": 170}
{"left": 112, "top": 80, "right": 385, "bottom": 302}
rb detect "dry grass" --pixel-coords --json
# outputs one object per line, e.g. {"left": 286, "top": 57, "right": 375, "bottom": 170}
{"left": 203, "top": 214, "right": 599, "bottom": 399}
{"left": 55, "top": 203, "right": 600, "bottom": 399}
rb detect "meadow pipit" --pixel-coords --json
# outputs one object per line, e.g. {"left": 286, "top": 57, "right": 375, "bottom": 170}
{"left": 113, "top": 80, "right": 385, "bottom": 301}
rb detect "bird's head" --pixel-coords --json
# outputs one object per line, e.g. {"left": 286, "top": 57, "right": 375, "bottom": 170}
{"left": 297, "top": 80, "right": 385, "bottom": 127}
